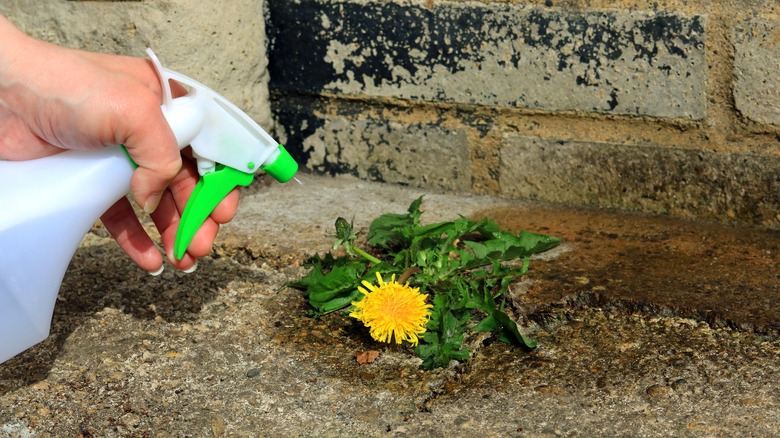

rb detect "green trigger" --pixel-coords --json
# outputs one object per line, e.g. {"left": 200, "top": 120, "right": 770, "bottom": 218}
{"left": 174, "top": 165, "right": 254, "bottom": 260}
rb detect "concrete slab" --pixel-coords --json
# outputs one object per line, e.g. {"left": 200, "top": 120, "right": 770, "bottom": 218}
{"left": 1, "top": 174, "right": 778, "bottom": 436}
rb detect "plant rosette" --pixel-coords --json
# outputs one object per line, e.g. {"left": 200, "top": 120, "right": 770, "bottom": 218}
{"left": 288, "top": 197, "right": 563, "bottom": 370}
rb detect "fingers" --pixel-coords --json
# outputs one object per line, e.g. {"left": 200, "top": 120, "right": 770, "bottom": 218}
{"left": 100, "top": 197, "right": 164, "bottom": 274}
{"left": 150, "top": 161, "right": 241, "bottom": 269}
{"left": 101, "top": 165, "right": 240, "bottom": 274}
{"left": 211, "top": 188, "right": 241, "bottom": 224}
{"left": 150, "top": 189, "right": 203, "bottom": 270}
{"left": 116, "top": 73, "right": 189, "bottom": 214}
{"left": 121, "top": 92, "right": 182, "bottom": 214}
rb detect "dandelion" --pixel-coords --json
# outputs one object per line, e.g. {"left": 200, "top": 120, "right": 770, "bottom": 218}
{"left": 349, "top": 272, "right": 433, "bottom": 346}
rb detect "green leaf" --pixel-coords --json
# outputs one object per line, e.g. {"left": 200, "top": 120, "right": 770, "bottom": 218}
{"left": 286, "top": 253, "right": 335, "bottom": 292}
{"left": 472, "top": 314, "right": 500, "bottom": 334}
{"left": 468, "top": 280, "right": 537, "bottom": 349}
{"left": 286, "top": 254, "right": 368, "bottom": 315}
{"left": 483, "top": 229, "right": 564, "bottom": 256}
{"left": 366, "top": 196, "right": 423, "bottom": 248}
{"left": 461, "top": 231, "right": 562, "bottom": 269}
{"left": 473, "top": 307, "right": 537, "bottom": 349}
{"left": 412, "top": 216, "right": 473, "bottom": 240}
{"left": 306, "top": 261, "right": 365, "bottom": 313}
{"left": 488, "top": 309, "right": 537, "bottom": 349}
{"left": 415, "top": 294, "right": 471, "bottom": 370}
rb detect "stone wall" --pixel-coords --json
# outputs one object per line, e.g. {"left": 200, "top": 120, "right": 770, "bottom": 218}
{"left": 267, "top": 0, "right": 780, "bottom": 229}
{"left": 0, "top": 0, "right": 273, "bottom": 129}
{"left": 2, "top": 1, "right": 778, "bottom": 228}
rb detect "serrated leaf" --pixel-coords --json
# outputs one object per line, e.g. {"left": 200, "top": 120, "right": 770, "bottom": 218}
{"left": 366, "top": 196, "right": 423, "bottom": 249}
{"left": 307, "top": 267, "right": 364, "bottom": 312}
{"left": 461, "top": 231, "right": 562, "bottom": 269}
{"left": 286, "top": 253, "right": 334, "bottom": 292}
{"left": 473, "top": 307, "right": 536, "bottom": 349}
{"left": 487, "top": 309, "right": 537, "bottom": 349}
{"left": 415, "top": 294, "right": 471, "bottom": 370}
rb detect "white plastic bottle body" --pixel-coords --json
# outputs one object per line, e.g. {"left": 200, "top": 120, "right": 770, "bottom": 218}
{"left": 0, "top": 148, "right": 133, "bottom": 363}
{"left": 0, "top": 50, "right": 295, "bottom": 365}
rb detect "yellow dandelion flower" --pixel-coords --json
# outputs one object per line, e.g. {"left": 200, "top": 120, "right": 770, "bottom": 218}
{"left": 349, "top": 272, "right": 433, "bottom": 346}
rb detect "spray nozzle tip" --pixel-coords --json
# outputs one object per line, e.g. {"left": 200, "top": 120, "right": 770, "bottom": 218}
{"left": 261, "top": 145, "right": 298, "bottom": 183}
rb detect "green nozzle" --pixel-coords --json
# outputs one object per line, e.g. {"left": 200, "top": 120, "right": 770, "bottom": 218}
{"left": 261, "top": 145, "right": 298, "bottom": 183}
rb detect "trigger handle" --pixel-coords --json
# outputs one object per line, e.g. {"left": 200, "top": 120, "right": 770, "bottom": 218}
{"left": 174, "top": 166, "right": 254, "bottom": 260}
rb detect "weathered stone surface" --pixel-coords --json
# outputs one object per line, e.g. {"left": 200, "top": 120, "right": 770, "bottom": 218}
{"left": 0, "top": 0, "right": 274, "bottom": 129}
{"left": 305, "top": 116, "right": 471, "bottom": 190}
{"left": 499, "top": 135, "right": 780, "bottom": 228}
{"left": 733, "top": 18, "right": 780, "bottom": 126}
{"left": 269, "top": 0, "right": 706, "bottom": 118}
{"left": 276, "top": 97, "right": 473, "bottom": 191}
{"left": 408, "top": 310, "right": 780, "bottom": 437}
{"left": 274, "top": 94, "right": 780, "bottom": 228}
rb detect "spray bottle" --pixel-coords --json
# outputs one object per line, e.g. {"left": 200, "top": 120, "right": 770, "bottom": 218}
{"left": 0, "top": 49, "right": 298, "bottom": 364}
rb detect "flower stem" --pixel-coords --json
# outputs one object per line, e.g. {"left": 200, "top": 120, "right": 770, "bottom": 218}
{"left": 349, "top": 244, "right": 382, "bottom": 265}
{"left": 398, "top": 266, "right": 421, "bottom": 284}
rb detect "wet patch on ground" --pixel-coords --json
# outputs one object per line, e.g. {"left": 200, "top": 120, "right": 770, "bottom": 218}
{"left": 474, "top": 205, "right": 780, "bottom": 335}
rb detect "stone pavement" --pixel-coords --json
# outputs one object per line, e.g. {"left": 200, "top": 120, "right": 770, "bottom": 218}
{"left": 1, "top": 174, "right": 779, "bottom": 437}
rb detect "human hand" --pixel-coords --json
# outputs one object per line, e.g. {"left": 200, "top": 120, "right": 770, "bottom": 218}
{"left": 0, "top": 16, "right": 239, "bottom": 273}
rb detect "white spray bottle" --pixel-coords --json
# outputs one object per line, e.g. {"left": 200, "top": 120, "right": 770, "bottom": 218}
{"left": 0, "top": 49, "right": 298, "bottom": 364}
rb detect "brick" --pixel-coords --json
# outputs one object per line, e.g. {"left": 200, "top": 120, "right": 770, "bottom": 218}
{"left": 269, "top": 0, "right": 706, "bottom": 119}
{"left": 499, "top": 136, "right": 780, "bottom": 227}
{"left": 733, "top": 19, "right": 780, "bottom": 126}
{"left": 275, "top": 97, "right": 472, "bottom": 191}
{"left": 311, "top": 118, "right": 472, "bottom": 191}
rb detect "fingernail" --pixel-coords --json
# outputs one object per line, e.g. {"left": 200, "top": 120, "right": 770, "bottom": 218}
{"left": 183, "top": 260, "right": 198, "bottom": 274}
{"left": 149, "top": 265, "right": 164, "bottom": 276}
{"left": 143, "top": 192, "right": 163, "bottom": 214}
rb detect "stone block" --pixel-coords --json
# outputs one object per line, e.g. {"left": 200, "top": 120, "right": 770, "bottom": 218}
{"left": 733, "top": 18, "right": 780, "bottom": 126}
{"left": 310, "top": 117, "right": 471, "bottom": 191}
{"left": 0, "top": 0, "right": 273, "bottom": 128}
{"left": 275, "top": 97, "right": 472, "bottom": 191}
{"left": 269, "top": 0, "right": 706, "bottom": 119}
{"left": 499, "top": 135, "right": 780, "bottom": 227}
